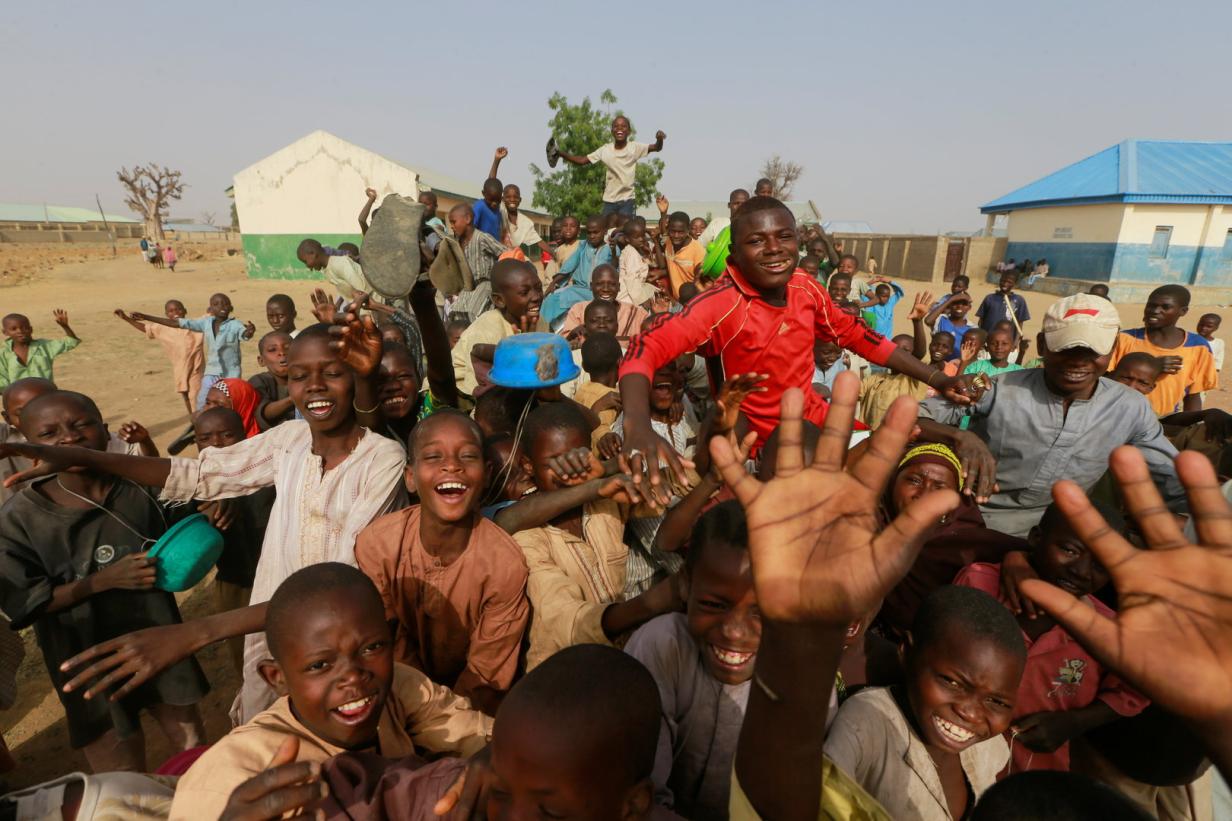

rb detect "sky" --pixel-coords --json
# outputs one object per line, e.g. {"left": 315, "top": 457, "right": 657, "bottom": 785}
{"left": 2, "top": 0, "right": 1228, "bottom": 234}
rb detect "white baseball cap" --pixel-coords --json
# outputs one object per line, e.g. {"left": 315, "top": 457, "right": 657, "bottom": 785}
{"left": 1042, "top": 294, "right": 1121, "bottom": 356}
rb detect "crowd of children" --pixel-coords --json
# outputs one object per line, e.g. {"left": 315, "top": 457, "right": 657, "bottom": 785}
{"left": 3, "top": 119, "right": 1232, "bottom": 820}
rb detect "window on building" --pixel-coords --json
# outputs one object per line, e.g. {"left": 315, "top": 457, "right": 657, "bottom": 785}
{"left": 1053, "top": 227, "right": 1073, "bottom": 239}
{"left": 1150, "top": 226, "right": 1172, "bottom": 259}
{"left": 1222, "top": 229, "right": 1232, "bottom": 260}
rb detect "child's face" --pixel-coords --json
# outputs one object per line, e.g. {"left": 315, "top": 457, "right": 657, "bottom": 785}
{"left": 891, "top": 461, "right": 959, "bottom": 514}
{"left": 377, "top": 348, "right": 420, "bottom": 421}
{"left": 585, "top": 219, "right": 606, "bottom": 248}
{"left": 487, "top": 719, "right": 646, "bottom": 821}
{"left": 266, "top": 300, "right": 296, "bottom": 333}
{"left": 260, "top": 590, "right": 394, "bottom": 751}
{"left": 814, "top": 342, "right": 841, "bottom": 371}
{"left": 164, "top": 301, "right": 187, "bottom": 320}
{"left": 800, "top": 258, "right": 819, "bottom": 278}
{"left": 610, "top": 116, "right": 630, "bottom": 142}
{"left": 905, "top": 627, "right": 1021, "bottom": 755}
{"left": 286, "top": 336, "right": 355, "bottom": 432}
{"left": 380, "top": 327, "right": 408, "bottom": 349}
{"left": 298, "top": 248, "right": 326, "bottom": 271}
{"left": 1198, "top": 315, "right": 1221, "bottom": 338}
{"left": 2, "top": 316, "right": 32, "bottom": 344}
{"left": 1143, "top": 295, "right": 1186, "bottom": 330}
{"left": 502, "top": 186, "right": 522, "bottom": 211}
{"left": 686, "top": 542, "right": 760, "bottom": 685}
{"left": 946, "top": 296, "right": 971, "bottom": 320}
{"left": 21, "top": 396, "right": 108, "bottom": 454}
{"left": 525, "top": 426, "right": 589, "bottom": 492}
{"left": 998, "top": 274, "right": 1017, "bottom": 293}
{"left": 409, "top": 415, "right": 486, "bottom": 523}
{"left": 584, "top": 304, "right": 618, "bottom": 337}
{"left": 951, "top": 280, "right": 968, "bottom": 294}
{"left": 2, "top": 382, "right": 54, "bottom": 426}
{"left": 203, "top": 386, "right": 233, "bottom": 412}
{"left": 828, "top": 279, "right": 852, "bottom": 303}
{"left": 447, "top": 324, "right": 466, "bottom": 349}
{"left": 486, "top": 438, "right": 534, "bottom": 503}
{"left": 493, "top": 271, "right": 544, "bottom": 324}
{"left": 667, "top": 219, "right": 689, "bottom": 249}
{"left": 928, "top": 334, "right": 955, "bottom": 364}
{"left": 1111, "top": 362, "right": 1158, "bottom": 395}
{"left": 1030, "top": 519, "right": 1110, "bottom": 598}
{"left": 259, "top": 335, "right": 291, "bottom": 379}
{"left": 590, "top": 267, "right": 620, "bottom": 302}
{"left": 448, "top": 209, "right": 473, "bottom": 237}
{"left": 986, "top": 331, "right": 1015, "bottom": 363}
{"left": 837, "top": 257, "right": 857, "bottom": 275}
{"left": 194, "top": 414, "right": 245, "bottom": 450}
{"left": 209, "top": 295, "right": 233, "bottom": 320}
{"left": 559, "top": 217, "right": 580, "bottom": 244}
{"left": 876, "top": 287, "right": 891, "bottom": 305}
{"left": 417, "top": 193, "right": 437, "bottom": 215}
{"left": 690, "top": 218, "right": 706, "bottom": 240}
{"left": 650, "top": 367, "right": 682, "bottom": 413}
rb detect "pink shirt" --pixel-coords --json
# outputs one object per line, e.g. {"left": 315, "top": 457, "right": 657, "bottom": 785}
{"left": 954, "top": 562, "right": 1148, "bottom": 772}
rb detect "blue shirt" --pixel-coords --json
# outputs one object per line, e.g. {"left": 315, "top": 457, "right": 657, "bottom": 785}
{"left": 865, "top": 284, "right": 903, "bottom": 337}
{"left": 472, "top": 200, "right": 502, "bottom": 239}
{"left": 179, "top": 316, "right": 248, "bottom": 377}
{"left": 813, "top": 359, "right": 847, "bottom": 391}
{"left": 976, "top": 291, "right": 1030, "bottom": 333}
{"left": 936, "top": 315, "right": 973, "bottom": 360}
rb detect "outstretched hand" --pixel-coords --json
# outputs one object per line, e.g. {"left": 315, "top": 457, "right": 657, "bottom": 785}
{"left": 710, "top": 375, "right": 958, "bottom": 624}
{"left": 53, "top": 308, "right": 70, "bottom": 327}
{"left": 714, "top": 373, "right": 767, "bottom": 434}
{"left": 908, "top": 291, "right": 933, "bottom": 321}
{"left": 221, "top": 738, "right": 326, "bottom": 821}
{"left": 309, "top": 288, "right": 338, "bottom": 324}
{"left": 328, "top": 294, "right": 383, "bottom": 377}
{"left": 1021, "top": 448, "right": 1232, "bottom": 729}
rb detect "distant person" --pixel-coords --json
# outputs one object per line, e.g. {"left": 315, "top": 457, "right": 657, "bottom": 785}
{"left": 162, "top": 244, "right": 177, "bottom": 272}
{"left": 554, "top": 115, "right": 666, "bottom": 217}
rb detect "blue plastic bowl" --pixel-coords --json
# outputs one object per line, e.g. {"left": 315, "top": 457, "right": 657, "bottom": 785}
{"left": 147, "top": 513, "right": 224, "bottom": 592}
{"left": 489, "top": 332, "right": 581, "bottom": 388}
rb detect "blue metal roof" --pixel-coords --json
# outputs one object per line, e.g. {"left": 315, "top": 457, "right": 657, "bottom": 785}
{"left": 981, "top": 140, "right": 1232, "bottom": 213}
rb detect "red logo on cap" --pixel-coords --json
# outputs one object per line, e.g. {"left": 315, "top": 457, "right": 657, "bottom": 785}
{"left": 1063, "top": 308, "right": 1100, "bottom": 318}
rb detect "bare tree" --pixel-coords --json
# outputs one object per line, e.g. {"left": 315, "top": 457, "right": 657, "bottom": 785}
{"left": 758, "top": 155, "right": 805, "bottom": 200}
{"left": 117, "top": 164, "right": 186, "bottom": 240}
{"left": 200, "top": 211, "right": 217, "bottom": 228}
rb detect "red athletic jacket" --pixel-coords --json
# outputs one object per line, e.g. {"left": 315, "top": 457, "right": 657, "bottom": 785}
{"left": 620, "top": 264, "right": 898, "bottom": 443}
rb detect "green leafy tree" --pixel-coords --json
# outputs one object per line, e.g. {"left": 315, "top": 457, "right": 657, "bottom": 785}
{"left": 529, "top": 90, "right": 665, "bottom": 219}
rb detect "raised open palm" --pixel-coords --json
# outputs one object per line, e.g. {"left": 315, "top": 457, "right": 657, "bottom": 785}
{"left": 711, "top": 374, "right": 958, "bottom": 624}
{"left": 328, "top": 295, "right": 383, "bottom": 377}
{"left": 1022, "top": 448, "right": 1232, "bottom": 725}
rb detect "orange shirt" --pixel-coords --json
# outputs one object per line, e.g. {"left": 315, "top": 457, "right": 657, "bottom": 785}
{"left": 1108, "top": 329, "right": 1217, "bottom": 416}
{"left": 664, "top": 238, "right": 705, "bottom": 298}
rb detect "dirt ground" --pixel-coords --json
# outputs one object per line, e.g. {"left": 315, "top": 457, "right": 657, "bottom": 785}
{"left": 2, "top": 242, "right": 1232, "bottom": 788}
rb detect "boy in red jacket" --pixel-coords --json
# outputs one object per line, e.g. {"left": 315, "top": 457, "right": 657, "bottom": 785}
{"left": 619, "top": 197, "right": 969, "bottom": 494}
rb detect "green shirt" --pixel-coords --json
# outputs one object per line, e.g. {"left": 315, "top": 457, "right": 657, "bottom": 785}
{"left": 0, "top": 337, "right": 80, "bottom": 388}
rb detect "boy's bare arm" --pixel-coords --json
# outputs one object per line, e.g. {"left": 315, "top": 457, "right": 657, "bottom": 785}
{"left": 113, "top": 309, "right": 147, "bottom": 334}
{"left": 53, "top": 308, "right": 78, "bottom": 340}
{"left": 489, "top": 146, "right": 507, "bottom": 181}
{"left": 493, "top": 477, "right": 613, "bottom": 535}
{"left": 359, "top": 187, "right": 377, "bottom": 235}
{"left": 648, "top": 130, "right": 666, "bottom": 153}
{"left": 410, "top": 282, "right": 459, "bottom": 408}
{"left": 131, "top": 311, "right": 183, "bottom": 330}
{"left": 0, "top": 442, "right": 171, "bottom": 489}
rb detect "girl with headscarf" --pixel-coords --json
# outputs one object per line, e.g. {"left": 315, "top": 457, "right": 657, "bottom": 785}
{"left": 203, "top": 378, "right": 262, "bottom": 439}
{"left": 874, "top": 442, "right": 1027, "bottom": 641}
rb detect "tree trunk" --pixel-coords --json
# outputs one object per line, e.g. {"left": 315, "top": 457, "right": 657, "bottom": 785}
{"left": 146, "top": 217, "right": 164, "bottom": 240}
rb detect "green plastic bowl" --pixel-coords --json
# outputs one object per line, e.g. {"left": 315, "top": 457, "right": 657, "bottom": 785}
{"left": 147, "top": 513, "right": 224, "bottom": 592}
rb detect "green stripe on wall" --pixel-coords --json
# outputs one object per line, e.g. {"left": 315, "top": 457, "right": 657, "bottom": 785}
{"left": 243, "top": 233, "right": 363, "bottom": 280}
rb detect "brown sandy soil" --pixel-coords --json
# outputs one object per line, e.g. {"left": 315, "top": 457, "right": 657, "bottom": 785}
{"left": 2, "top": 250, "right": 1230, "bottom": 788}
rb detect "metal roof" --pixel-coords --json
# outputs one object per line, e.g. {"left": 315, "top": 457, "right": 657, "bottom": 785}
{"left": 0, "top": 203, "right": 139, "bottom": 224}
{"left": 823, "top": 220, "right": 874, "bottom": 234}
{"left": 635, "top": 199, "right": 820, "bottom": 224}
{"left": 981, "top": 140, "right": 1232, "bottom": 213}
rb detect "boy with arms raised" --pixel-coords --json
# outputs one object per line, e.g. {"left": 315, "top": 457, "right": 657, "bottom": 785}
{"left": 620, "top": 197, "right": 969, "bottom": 497}
{"left": 170, "top": 563, "right": 491, "bottom": 821}
{"left": 355, "top": 410, "right": 529, "bottom": 715}
{"left": 555, "top": 115, "right": 665, "bottom": 218}
{"left": 0, "top": 309, "right": 80, "bottom": 389}
{"left": 115, "top": 301, "right": 203, "bottom": 414}
{"left": 1108, "top": 284, "right": 1217, "bottom": 416}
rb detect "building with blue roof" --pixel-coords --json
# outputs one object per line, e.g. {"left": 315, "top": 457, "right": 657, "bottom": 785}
{"left": 980, "top": 140, "right": 1232, "bottom": 288}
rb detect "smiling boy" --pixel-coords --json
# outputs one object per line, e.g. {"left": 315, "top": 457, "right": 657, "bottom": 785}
{"left": 354, "top": 411, "right": 529, "bottom": 714}
{"left": 0, "top": 310, "right": 80, "bottom": 390}
{"left": 619, "top": 197, "right": 966, "bottom": 473}
{"left": 168, "top": 563, "right": 492, "bottom": 821}
{"left": 556, "top": 115, "right": 666, "bottom": 218}
{"left": 451, "top": 259, "right": 547, "bottom": 397}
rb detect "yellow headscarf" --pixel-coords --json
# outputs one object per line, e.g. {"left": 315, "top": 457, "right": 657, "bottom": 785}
{"left": 897, "top": 443, "right": 964, "bottom": 492}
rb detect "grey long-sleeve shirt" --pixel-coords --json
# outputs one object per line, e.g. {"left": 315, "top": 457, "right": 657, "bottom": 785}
{"left": 918, "top": 370, "right": 1184, "bottom": 537}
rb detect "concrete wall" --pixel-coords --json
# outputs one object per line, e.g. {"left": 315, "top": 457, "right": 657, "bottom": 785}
{"left": 0, "top": 221, "right": 144, "bottom": 243}
{"left": 234, "top": 130, "right": 421, "bottom": 279}
{"left": 832, "top": 234, "right": 945, "bottom": 281}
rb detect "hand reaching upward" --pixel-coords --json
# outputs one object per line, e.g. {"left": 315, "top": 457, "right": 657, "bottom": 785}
{"left": 710, "top": 373, "right": 958, "bottom": 624}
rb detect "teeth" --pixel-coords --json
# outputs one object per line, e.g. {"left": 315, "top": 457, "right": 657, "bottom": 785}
{"left": 934, "top": 716, "right": 974, "bottom": 743}
{"left": 436, "top": 482, "right": 467, "bottom": 492}
{"left": 383, "top": 396, "right": 406, "bottom": 404}
{"left": 336, "top": 696, "right": 372, "bottom": 713}
{"left": 709, "top": 646, "right": 754, "bottom": 667}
